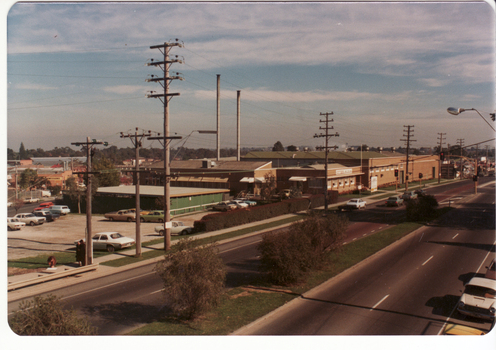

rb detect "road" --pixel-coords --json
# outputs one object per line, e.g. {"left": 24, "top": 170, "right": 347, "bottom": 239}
{"left": 236, "top": 180, "right": 495, "bottom": 335}
{"left": 8, "top": 178, "right": 494, "bottom": 335}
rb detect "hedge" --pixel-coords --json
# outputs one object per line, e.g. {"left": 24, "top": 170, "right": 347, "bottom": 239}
{"left": 194, "top": 195, "right": 325, "bottom": 232}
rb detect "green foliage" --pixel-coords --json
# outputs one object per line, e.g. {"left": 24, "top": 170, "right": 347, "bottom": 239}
{"left": 155, "top": 238, "right": 226, "bottom": 320}
{"left": 272, "top": 141, "right": 284, "bottom": 152}
{"left": 92, "top": 155, "right": 120, "bottom": 187}
{"left": 9, "top": 294, "right": 96, "bottom": 335}
{"left": 258, "top": 212, "right": 348, "bottom": 285}
{"left": 406, "top": 194, "right": 439, "bottom": 221}
{"left": 19, "top": 168, "right": 38, "bottom": 189}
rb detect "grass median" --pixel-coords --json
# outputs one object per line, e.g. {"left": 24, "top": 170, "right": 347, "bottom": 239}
{"left": 129, "top": 220, "right": 423, "bottom": 335}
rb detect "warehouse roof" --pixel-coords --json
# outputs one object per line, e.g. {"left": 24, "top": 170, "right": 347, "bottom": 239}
{"left": 97, "top": 185, "right": 229, "bottom": 197}
{"left": 242, "top": 151, "right": 389, "bottom": 160}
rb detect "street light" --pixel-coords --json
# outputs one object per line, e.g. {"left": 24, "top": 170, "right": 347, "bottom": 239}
{"left": 447, "top": 107, "right": 495, "bottom": 132}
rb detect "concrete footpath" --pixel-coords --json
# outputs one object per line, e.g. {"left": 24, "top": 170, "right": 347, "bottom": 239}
{"left": 8, "top": 179, "right": 472, "bottom": 302}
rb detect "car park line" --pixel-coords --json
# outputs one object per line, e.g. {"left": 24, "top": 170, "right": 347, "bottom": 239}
{"left": 452, "top": 233, "right": 459, "bottom": 239}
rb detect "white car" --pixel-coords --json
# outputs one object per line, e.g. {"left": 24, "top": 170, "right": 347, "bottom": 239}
{"left": 213, "top": 201, "right": 237, "bottom": 211}
{"left": 228, "top": 200, "right": 249, "bottom": 209}
{"left": 346, "top": 198, "right": 367, "bottom": 209}
{"left": 13, "top": 213, "right": 46, "bottom": 226}
{"left": 75, "top": 232, "right": 135, "bottom": 253}
{"left": 457, "top": 277, "right": 496, "bottom": 321}
{"left": 7, "top": 218, "right": 26, "bottom": 231}
{"left": 154, "top": 221, "right": 194, "bottom": 236}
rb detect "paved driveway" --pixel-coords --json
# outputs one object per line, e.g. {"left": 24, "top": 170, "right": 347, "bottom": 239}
{"left": 7, "top": 212, "right": 206, "bottom": 260}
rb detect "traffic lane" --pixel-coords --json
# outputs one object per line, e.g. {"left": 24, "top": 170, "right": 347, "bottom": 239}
{"left": 237, "top": 193, "right": 495, "bottom": 335}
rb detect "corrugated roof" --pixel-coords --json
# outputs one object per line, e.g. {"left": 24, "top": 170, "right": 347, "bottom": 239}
{"left": 149, "top": 160, "right": 272, "bottom": 171}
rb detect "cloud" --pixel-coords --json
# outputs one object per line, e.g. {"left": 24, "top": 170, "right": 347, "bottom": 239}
{"left": 13, "top": 83, "right": 57, "bottom": 90}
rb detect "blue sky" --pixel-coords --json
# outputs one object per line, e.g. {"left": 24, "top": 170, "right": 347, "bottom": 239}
{"left": 4, "top": 1, "right": 495, "bottom": 153}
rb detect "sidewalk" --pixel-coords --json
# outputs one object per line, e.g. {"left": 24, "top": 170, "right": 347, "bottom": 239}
{"left": 7, "top": 179, "right": 465, "bottom": 300}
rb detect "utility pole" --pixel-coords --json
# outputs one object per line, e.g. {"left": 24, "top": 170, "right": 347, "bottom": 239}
{"left": 217, "top": 74, "right": 221, "bottom": 161}
{"left": 457, "top": 138, "right": 465, "bottom": 179}
{"left": 146, "top": 39, "right": 183, "bottom": 251}
{"left": 314, "top": 112, "right": 339, "bottom": 211}
{"left": 71, "top": 137, "right": 107, "bottom": 265}
{"left": 400, "top": 125, "right": 416, "bottom": 191}
{"left": 437, "top": 132, "right": 446, "bottom": 184}
{"left": 120, "top": 128, "right": 151, "bottom": 257}
{"left": 237, "top": 90, "right": 241, "bottom": 162}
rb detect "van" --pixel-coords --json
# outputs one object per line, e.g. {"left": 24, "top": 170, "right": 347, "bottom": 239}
{"left": 49, "top": 205, "right": 71, "bottom": 215}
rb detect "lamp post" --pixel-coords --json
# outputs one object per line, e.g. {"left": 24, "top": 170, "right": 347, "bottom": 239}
{"left": 447, "top": 107, "right": 495, "bottom": 132}
{"left": 447, "top": 107, "right": 496, "bottom": 194}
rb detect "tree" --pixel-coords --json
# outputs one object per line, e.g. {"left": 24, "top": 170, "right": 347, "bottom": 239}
{"left": 66, "top": 177, "right": 85, "bottom": 214}
{"left": 155, "top": 238, "right": 226, "bottom": 319}
{"left": 406, "top": 194, "right": 439, "bottom": 221}
{"left": 258, "top": 212, "right": 348, "bottom": 285}
{"left": 272, "top": 141, "right": 284, "bottom": 152}
{"left": 19, "top": 142, "right": 28, "bottom": 160}
{"left": 260, "top": 172, "right": 277, "bottom": 201}
{"left": 19, "top": 169, "right": 38, "bottom": 189}
{"left": 92, "top": 155, "right": 120, "bottom": 188}
{"left": 9, "top": 294, "right": 96, "bottom": 335}
{"left": 287, "top": 145, "right": 298, "bottom": 151}
{"left": 12, "top": 199, "right": 25, "bottom": 214}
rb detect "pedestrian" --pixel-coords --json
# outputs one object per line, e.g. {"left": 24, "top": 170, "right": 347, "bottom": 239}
{"left": 76, "top": 239, "right": 86, "bottom": 266}
{"left": 47, "top": 255, "right": 56, "bottom": 268}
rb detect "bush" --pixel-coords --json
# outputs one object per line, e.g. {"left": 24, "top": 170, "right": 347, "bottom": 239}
{"left": 155, "top": 238, "right": 226, "bottom": 319}
{"left": 194, "top": 195, "right": 325, "bottom": 232}
{"left": 258, "top": 212, "right": 348, "bottom": 285}
{"left": 9, "top": 294, "right": 96, "bottom": 335}
{"left": 406, "top": 194, "right": 439, "bottom": 221}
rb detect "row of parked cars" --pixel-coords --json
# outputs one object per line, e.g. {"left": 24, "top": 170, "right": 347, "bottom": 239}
{"left": 385, "top": 189, "right": 426, "bottom": 207}
{"left": 7, "top": 202, "right": 71, "bottom": 231}
{"left": 213, "top": 199, "right": 257, "bottom": 211}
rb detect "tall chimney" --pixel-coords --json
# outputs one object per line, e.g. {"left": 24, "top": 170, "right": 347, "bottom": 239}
{"left": 237, "top": 90, "right": 241, "bottom": 161}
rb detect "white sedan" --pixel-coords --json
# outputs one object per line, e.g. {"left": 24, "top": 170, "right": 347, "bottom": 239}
{"left": 75, "top": 232, "right": 135, "bottom": 253}
{"left": 346, "top": 198, "right": 367, "bottom": 209}
{"left": 155, "top": 221, "right": 194, "bottom": 236}
{"left": 457, "top": 277, "right": 496, "bottom": 321}
{"left": 14, "top": 213, "right": 46, "bottom": 226}
{"left": 228, "top": 200, "right": 249, "bottom": 209}
{"left": 8, "top": 218, "right": 26, "bottom": 231}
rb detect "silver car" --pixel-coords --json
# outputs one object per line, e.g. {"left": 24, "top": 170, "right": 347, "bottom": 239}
{"left": 75, "top": 232, "right": 135, "bottom": 253}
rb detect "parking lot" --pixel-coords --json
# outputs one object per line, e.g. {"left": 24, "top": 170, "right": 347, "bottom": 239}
{"left": 7, "top": 211, "right": 206, "bottom": 261}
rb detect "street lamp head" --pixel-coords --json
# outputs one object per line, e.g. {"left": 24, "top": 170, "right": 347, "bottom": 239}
{"left": 447, "top": 107, "right": 465, "bottom": 115}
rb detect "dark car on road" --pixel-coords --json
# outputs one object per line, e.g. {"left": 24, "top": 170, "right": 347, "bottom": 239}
{"left": 33, "top": 209, "right": 60, "bottom": 222}
{"left": 385, "top": 196, "right": 404, "bottom": 207}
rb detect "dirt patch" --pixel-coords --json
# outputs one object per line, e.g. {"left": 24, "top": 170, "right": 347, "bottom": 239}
{"left": 8, "top": 267, "right": 46, "bottom": 276}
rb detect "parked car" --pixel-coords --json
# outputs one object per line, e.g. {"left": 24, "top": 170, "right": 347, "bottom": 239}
{"left": 49, "top": 205, "right": 71, "bottom": 215}
{"left": 127, "top": 208, "right": 151, "bottom": 215}
{"left": 34, "top": 201, "right": 54, "bottom": 211}
{"left": 213, "top": 201, "right": 237, "bottom": 211}
{"left": 401, "top": 191, "right": 418, "bottom": 201}
{"left": 33, "top": 209, "right": 60, "bottom": 222}
{"left": 75, "top": 232, "right": 135, "bottom": 253}
{"left": 338, "top": 198, "right": 367, "bottom": 211}
{"left": 457, "top": 277, "right": 496, "bottom": 321}
{"left": 228, "top": 200, "right": 249, "bottom": 209}
{"left": 13, "top": 213, "right": 46, "bottom": 226}
{"left": 7, "top": 217, "right": 26, "bottom": 231}
{"left": 485, "top": 259, "right": 496, "bottom": 280}
{"left": 104, "top": 210, "right": 136, "bottom": 222}
{"left": 238, "top": 198, "right": 257, "bottom": 207}
{"left": 140, "top": 210, "right": 165, "bottom": 223}
{"left": 154, "top": 221, "right": 194, "bottom": 236}
{"left": 385, "top": 196, "right": 404, "bottom": 207}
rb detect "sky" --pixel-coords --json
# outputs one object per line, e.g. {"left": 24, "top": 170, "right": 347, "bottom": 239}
{"left": 4, "top": 1, "right": 496, "bottom": 155}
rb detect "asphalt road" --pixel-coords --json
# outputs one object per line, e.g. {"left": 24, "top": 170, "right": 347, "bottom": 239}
{"left": 235, "top": 181, "right": 495, "bottom": 335}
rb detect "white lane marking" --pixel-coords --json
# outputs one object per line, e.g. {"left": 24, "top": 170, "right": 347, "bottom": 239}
{"left": 452, "top": 233, "right": 459, "bottom": 239}
{"left": 222, "top": 239, "right": 262, "bottom": 253}
{"left": 150, "top": 289, "right": 164, "bottom": 295}
{"left": 419, "top": 232, "right": 424, "bottom": 242}
{"left": 371, "top": 294, "right": 389, "bottom": 311}
{"left": 422, "top": 256, "right": 434, "bottom": 266}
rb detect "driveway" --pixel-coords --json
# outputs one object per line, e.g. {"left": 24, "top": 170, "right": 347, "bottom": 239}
{"left": 7, "top": 212, "right": 207, "bottom": 260}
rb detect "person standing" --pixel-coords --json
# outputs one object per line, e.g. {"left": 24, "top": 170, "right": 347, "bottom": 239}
{"left": 76, "top": 239, "right": 86, "bottom": 266}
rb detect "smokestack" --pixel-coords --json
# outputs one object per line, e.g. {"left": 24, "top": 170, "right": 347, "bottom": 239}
{"left": 216, "top": 74, "right": 220, "bottom": 161}
{"left": 237, "top": 90, "right": 241, "bottom": 161}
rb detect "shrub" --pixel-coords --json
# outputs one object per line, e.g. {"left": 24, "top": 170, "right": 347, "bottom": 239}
{"left": 258, "top": 212, "right": 348, "bottom": 285}
{"left": 9, "top": 294, "right": 96, "bottom": 335}
{"left": 194, "top": 195, "right": 325, "bottom": 232}
{"left": 406, "top": 194, "right": 439, "bottom": 221}
{"left": 155, "top": 238, "right": 226, "bottom": 319}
